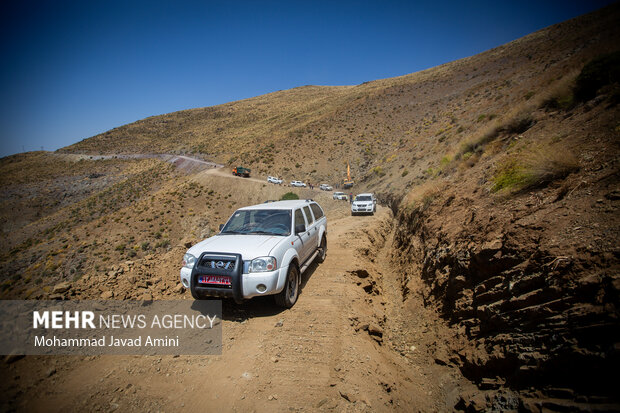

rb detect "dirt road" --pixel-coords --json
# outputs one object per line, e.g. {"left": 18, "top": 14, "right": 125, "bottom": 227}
{"left": 204, "top": 165, "right": 271, "bottom": 185}
{"left": 2, "top": 202, "right": 470, "bottom": 412}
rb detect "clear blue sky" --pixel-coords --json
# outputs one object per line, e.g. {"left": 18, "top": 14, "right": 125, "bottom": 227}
{"left": 0, "top": 0, "right": 615, "bottom": 157}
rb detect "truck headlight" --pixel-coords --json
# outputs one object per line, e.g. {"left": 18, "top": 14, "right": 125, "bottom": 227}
{"left": 182, "top": 253, "right": 197, "bottom": 269}
{"left": 249, "top": 257, "right": 277, "bottom": 272}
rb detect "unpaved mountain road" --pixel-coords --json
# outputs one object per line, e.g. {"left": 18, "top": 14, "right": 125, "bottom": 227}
{"left": 203, "top": 165, "right": 273, "bottom": 185}
{"left": 53, "top": 152, "right": 224, "bottom": 172}
{"left": 3, "top": 205, "right": 470, "bottom": 412}
{"left": 54, "top": 151, "right": 286, "bottom": 185}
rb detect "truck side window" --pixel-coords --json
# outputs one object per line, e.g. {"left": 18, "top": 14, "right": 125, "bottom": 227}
{"left": 310, "top": 203, "right": 324, "bottom": 219}
{"left": 294, "top": 209, "right": 306, "bottom": 229}
{"left": 303, "top": 206, "right": 314, "bottom": 224}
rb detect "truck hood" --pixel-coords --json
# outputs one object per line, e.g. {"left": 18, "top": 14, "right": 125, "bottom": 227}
{"left": 186, "top": 234, "right": 284, "bottom": 261}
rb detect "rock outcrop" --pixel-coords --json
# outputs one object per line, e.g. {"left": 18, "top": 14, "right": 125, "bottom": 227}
{"left": 390, "top": 185, "right": 620, "bottom": 409}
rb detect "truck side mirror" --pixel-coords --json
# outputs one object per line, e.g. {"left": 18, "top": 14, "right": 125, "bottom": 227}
{"left": 295, "top": 224, "right": 306, "bottom": 235}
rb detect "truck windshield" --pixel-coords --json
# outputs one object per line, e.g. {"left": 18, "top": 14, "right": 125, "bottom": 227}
{"left": 221, "top": 209, "right": 291, "bottom": 236}
{"left": 355, "top": 196, "right": 372, "bottom": 201}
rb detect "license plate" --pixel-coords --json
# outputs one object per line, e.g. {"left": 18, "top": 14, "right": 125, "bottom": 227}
{"left": 198, "top": 275, "right": 231, "bottom": 285}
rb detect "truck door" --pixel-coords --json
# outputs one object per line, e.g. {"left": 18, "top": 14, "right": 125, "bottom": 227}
{"left": 302, "top": 205, "right": 319, "bottom": 254}
{"left": 294, "top": 208, "right": 312, "bottom": 263}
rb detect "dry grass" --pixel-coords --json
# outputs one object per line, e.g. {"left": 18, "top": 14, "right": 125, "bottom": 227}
{"left": 403, "top": 179, "right": 445, "bottom": 211}
{"left": 454, "top": 71, "right": 581, "bottom": 161}
{"left": 491, "top": 144, "right": 580, "bottom": 193}
{"left": 538, "top": 70, "right": 580, "bottom": 110}
{"left": 455, "top": 108, "right": 532, "bottom": 160}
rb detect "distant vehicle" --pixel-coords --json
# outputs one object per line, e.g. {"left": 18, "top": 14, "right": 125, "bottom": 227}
{"left": 351, "top": 193, "right": 376, "bottom": 215}
{"left": 320, "top": 184, "right": 333, "bottom": 191}
{"left": 232, "top": 166, "right": 251, "bottom": 177}
{"left": 268, "top": 176, "right": 283, "bottom": 184}
{"left": 333, "top": 191, "right": 347, "bottom": 200}
{"left": 180, "top": 199, "right": 327, "bottom": 308}
{"left": 290, "top": 180, "right": 306, "bottom": 187}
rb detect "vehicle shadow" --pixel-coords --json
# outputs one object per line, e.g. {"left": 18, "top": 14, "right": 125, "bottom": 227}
{"left": 300, "top": 260, "right": 318, "bottom": 291}
{"left": 217, "top": 260, "right": 320, "bottom": 322}
{"left": 221, "top": 296, "right": 285, "bottom": 321}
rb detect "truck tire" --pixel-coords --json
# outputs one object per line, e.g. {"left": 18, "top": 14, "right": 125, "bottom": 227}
{"left": 275, "top": 264, "right": 300, "bottom": 308}
{"left": 317, "top": 235, "right": 327, "bottom": 263}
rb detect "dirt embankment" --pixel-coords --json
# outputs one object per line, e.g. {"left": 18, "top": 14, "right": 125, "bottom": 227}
{"left": 381, "top": 161, "right": 620, "bottom": 410}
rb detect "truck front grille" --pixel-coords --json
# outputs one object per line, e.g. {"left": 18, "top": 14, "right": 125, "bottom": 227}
{"left": 199, "top": 257, "right": 237, "bottom": 271}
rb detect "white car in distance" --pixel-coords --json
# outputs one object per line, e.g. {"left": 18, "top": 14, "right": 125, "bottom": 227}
{"left": 332, "top": 191, "right": 348, "bottom": 200}
{"left": 320, "top": 184, "right": 333, "bottom": 191}
{"left": 290, "top": 180, "right": 306, "bottom": 187}
{"left": 267, "top": 176, "right": 283, "bottom": 184}
{"left": 351, "top": 193, "right": 376, "bottom": 215}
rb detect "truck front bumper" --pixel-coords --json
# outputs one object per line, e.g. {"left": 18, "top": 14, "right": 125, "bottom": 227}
{"left": 181, "top": 263, "right": 286, "bottom": 301}
{"left": 351, "top": 205, "right": 373, "bottom": 213}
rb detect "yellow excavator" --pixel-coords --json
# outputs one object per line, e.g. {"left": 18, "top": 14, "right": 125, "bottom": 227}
{"left": 343, "top": 162, "right": 354, "bottom": 189}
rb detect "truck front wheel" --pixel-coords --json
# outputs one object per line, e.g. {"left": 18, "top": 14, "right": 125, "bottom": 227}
{"left": 275, "top": 264, "right": 300, "bottom": 308}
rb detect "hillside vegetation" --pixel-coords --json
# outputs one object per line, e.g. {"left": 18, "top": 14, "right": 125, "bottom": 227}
{"left": 1, "top": 3, "right": 619, "bottom": 412}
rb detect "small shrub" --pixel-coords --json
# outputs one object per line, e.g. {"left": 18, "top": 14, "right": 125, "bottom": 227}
{"left": 155, "top": 240, "right": 170, "bottom": 249}
{"left": 370, "top": 166, "right": 385, "bottom": 176}
{"left": 403, "top": 180, "right": 444, "bottom": 211}
{"left": 425, "top": 167, "right": 439, "bottom": 178}
{"left": 491, "top": 158, "right": 526, "bottom": 192}
{"left": 401, "top": 170, "right": 409, "bottom": 177}
{"left": 492, "top": 146, "right": 579, "bottom": 193}
{"left": 280, "top": 192, "right": 299, "bottom": 200}
{"left": 440, "top": 155, "right": 452, "bottom": 168}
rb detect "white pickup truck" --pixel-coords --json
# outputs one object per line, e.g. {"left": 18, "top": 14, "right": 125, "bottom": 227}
{"left": 180, "top": 200, "right": 327, "bottom": 308}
